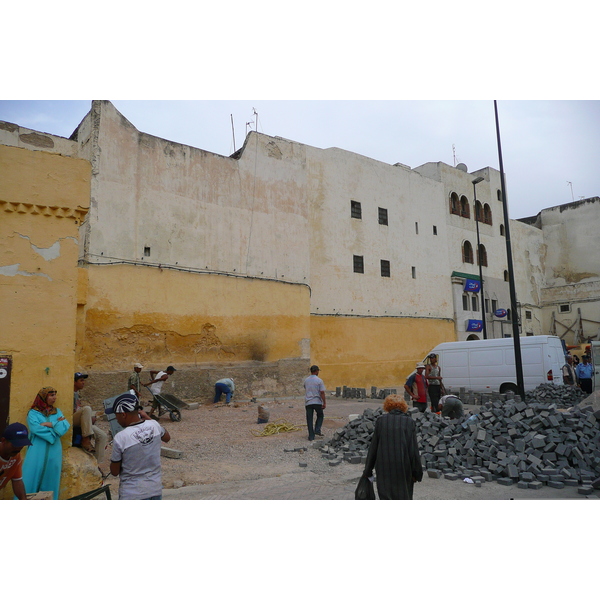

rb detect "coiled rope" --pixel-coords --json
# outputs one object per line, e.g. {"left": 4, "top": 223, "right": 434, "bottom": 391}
{"left": 250, "top": 419, "right": 303, "bottom": 437}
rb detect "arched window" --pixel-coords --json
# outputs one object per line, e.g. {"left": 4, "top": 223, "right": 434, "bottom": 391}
{"left": 450, "top": 192, "right": 460, "bottom": 215}
{"left": 477, "top": 244, "right": 488, "bottom": 267}
{"left": 466, "top": 334, "right": 480, "bottom": 341}
{"left": 475, "top": 200, "right": 483, "bottom": 222}
{"left": 500, "top": 223, "right": 505, "bottom": 236}
{"left": 484, "top": 204, "right": 492, "bottom": 225}
{"left": 463, "top": 240, "right": 474, "bottom": 264}
{"left": 504, "top": 269, "right": 509, "bottom": 282}
{"left": 460, "top": 195, "right": 470, "bottom": 218}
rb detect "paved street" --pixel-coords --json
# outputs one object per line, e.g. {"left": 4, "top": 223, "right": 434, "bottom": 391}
{"left": 162, "top": 462, "right": 600, "bottom": 500}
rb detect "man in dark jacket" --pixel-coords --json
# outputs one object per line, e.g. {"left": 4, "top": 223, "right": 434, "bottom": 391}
{"left": 363, "top": 395, "right": 423, "bottom": 499}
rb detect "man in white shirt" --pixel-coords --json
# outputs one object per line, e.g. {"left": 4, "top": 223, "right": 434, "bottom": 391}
{"left": 107, "top": 393, "right": 171, "bottom": 500}
{"left": 304, "top": 365, "right": 326, "bottom": 441}
{"left": 143, "top": 366, "right": 176, "bottom": 417}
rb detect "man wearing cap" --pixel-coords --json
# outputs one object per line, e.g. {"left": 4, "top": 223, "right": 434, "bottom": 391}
{"left": 304, "top": 365, "right": 326, "bottom": 441}
{"left": 107, "top": 393, "right": 171, "bottom": 500}
{"left": 576, "top": 355, "right": 594, "bottom": 394}
{"left": 404, "top": 362, "right": 429, "bottom": 413}
{"left": 73, "top": 372, "right": 108, "bottom": 461}
{"left": 128, "top": 363, "right": 144, "bottom": 399}
{"left": 0, "top": 423, "right": 32, "bottom": 499}
{"left": 144, "top": 366, "right": 176, "bottom": 418}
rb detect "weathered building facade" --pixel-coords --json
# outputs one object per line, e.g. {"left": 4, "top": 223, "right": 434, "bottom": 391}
{"left": 2, "top": 100, "right": 599, "bottom": 415}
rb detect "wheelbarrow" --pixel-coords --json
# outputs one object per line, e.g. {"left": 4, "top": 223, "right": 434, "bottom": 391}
{"left": 145, "top": 389, "right": 182, "bottom": 422}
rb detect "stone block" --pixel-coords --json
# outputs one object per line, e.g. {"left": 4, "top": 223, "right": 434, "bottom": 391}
{"left": 161, "top": 447, "right": 183, "bottom": 459}
{"left": 497, "top": 477, "right": 514, "bottom": 486}
{"left": 578, "top": 487, "right": 594, "bottom": 495}
{"left": 299, "top": 462, "right": 308, "bottom": 467}
{"left": 547, "top": 480, "right": 565, "bottom": 489}
{"left": 517, "top": 481, "right": 529, "bottom": 489}
{"left": 427, "top": 469, "right": 443, "bottom": 479}
{"left": 528, "top": 481, "right": 543, "bottom": 490}
{"left": 328, "top": 460, "right": 342, "bottom": 467}
{"left": 444, "top": 473, "right": 459, "bottom": 481}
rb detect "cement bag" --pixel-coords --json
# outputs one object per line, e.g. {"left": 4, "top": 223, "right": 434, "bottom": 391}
{"left": 257, "top": 405, "right": 270, "bottom": 424}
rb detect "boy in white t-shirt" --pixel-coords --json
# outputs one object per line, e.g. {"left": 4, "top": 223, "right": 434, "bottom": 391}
{"left": 106, "top": 393, "right": 171, "bottom": 500}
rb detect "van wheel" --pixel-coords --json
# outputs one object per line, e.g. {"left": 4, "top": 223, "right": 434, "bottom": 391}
{"left": 500, "top": 383, "right": 518, "bottom": 395}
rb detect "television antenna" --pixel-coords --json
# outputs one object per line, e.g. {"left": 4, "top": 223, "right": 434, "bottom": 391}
{"left": 567, "top": 181, "right": 574, "bottom": 202}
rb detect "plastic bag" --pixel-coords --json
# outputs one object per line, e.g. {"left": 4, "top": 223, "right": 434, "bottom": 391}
{"left": 355, "top": 474, "right": 376, "bottom": 500}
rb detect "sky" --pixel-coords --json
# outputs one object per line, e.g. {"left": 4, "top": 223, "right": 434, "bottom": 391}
{"left": 1, "top": 99, "right": 598, "bottom": 220}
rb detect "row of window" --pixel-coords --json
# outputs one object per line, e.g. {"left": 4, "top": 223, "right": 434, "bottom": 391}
{"left": 450, "top": 193, "right": 494, "bottom": 224}
{"left": 353, "top": 255, "right": 417, "bottom": 278}
{"left": 462, "top": 240, "right": 488, "bottom": 266}
{"left": 462, "top": 293, "right": 511, "bottom": 319}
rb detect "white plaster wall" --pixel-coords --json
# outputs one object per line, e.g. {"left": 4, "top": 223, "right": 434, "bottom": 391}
{"left": 0, "top": 121, "right": 78, "bottom": 156}
{"left": 305, "top": 147, "right": 454, "bottom": 318}
{"left": 80, "top": 102, "right": 310, "bottom": 284}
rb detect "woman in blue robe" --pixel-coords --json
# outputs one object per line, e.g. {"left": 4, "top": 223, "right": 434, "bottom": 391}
{"left": 21, "top": 387, "right": 70, "bottom": 499}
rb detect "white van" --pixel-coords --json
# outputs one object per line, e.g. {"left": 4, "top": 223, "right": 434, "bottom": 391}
{"left": 427, "top": 335, "right": 566, "bottom": 395}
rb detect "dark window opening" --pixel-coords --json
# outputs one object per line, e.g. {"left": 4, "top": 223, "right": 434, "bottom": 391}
{"left": 380, "top": 259, "right": 390, "bottom": 277}
{"left": 462, "top": 294, "right": 469, "bottom": 311}
{"left": 472, "top": 295, "right": 478, "bottom": 312}
{"left": 477, "top": 244, "right": 488, "bottom": 267}
{"left": 559, "top": 304, "right": 570, "bottom": 313}
{"left": 525, "top": 310, "right": 532, "bottom": 320}
{"left": 353, "top": 255, "right": 364, "bottom": 273}
{"left": 411, "top": 266, "right": 416, "bottom": 279}
{"left": 144, "top": 247, "right": 151, "bottom": 257}
{"left": 463, "top": 241, "right": 474, "bottom": 264}
{"left": 351, "top": 201, "right": 362, "bottom": 219}
{"left": 378, "top": 207, "right": 388, "bottom": 226}
{"left": 460, "top": 195, "right": 470, "bottom": 219}
{"left": 433, "top": 225, "right": 438, "bottom": 235}
{"left": 450, "top": 192, "right": 460, "bottom": 215}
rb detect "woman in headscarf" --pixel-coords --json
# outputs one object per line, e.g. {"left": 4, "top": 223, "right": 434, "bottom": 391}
{"left": 363, "top": 395, "right": 423, "bottom": 500}
{"left": 21, "top": 387, "right": 70, "bottom": 499}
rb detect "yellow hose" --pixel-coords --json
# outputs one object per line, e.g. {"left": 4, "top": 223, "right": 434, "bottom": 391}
{"left": 250, "top": 419, "right": 303, "bottom": 437}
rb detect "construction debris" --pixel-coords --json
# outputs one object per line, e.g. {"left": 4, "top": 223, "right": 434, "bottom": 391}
{"left": 323, "top": 385, "right": 600, "bottom": 492}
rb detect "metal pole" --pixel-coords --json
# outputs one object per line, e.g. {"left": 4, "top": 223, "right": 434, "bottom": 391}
{"left": 473, "top": 179, "right": 487, "bottom": 339}
{"left": 494, "top": 100, "right": 525, "bottom": 398}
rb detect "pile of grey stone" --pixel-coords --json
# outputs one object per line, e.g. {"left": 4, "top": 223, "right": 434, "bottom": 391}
{"left": 324, "top": 391, "right": 600, "bottom": 494}
{"left": 335, "top": 386, "right": 397, "bottom": 400}
{"left": 524, "top": 383, "right": 587, "bottom": 408}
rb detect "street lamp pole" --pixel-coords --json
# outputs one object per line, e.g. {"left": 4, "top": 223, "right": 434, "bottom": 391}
{"left": 494, "top": 100, "right": 525, "bottom": 398}
{"left": 472, "top": 176, "right": 487, "bottom": 339}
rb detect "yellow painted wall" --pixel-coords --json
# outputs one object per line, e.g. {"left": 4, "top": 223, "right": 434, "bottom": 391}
{"left": 309, "top": 315, "right": 456, "bottom": 389}
{"left": 76, "top": 265, "right": 311, "bottom": 371}
{"left": 0, "top": 145, "right": 90, "bottom": 499}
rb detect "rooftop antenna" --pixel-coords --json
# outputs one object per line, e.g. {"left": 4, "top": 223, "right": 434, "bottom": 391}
{"left": 230, "top": 114, "right": 236, "bottom": 152}
{"left": 567, "top": 181, "right": 574, "bottom": 202}
{"left": 246, "top": 120, "right": 254, "bottom": 136}
{"left": 452, "top": 144, "right": 457, "bottom": 167}
{"left": 252, "top": 107, "right": 259, "bottom": 131}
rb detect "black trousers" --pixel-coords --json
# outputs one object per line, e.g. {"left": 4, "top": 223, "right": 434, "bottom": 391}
{"left": 580, "top": 379, "right": 593, "bottom": 394}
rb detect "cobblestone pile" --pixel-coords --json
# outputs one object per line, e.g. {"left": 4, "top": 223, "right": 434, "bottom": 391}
{"left": 323, "top": 386, "right": 600, "bottom": 494}
{"left": 524, "top": 383, "right": 587, "bottom": 407}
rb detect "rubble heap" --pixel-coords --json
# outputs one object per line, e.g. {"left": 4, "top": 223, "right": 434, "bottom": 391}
{"left": 524, "top": 383, "right": 587, "bottom": 408}
{"left": 324, "top": 390, "right": 600, "bottom": 493}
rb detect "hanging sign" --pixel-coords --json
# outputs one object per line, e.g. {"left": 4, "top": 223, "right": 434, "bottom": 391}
{"left": 464, "top": 279, "right": 481, "bottom": 293}
{"left": 494, "top": 309, "right": 507, "bottom": 318}
{"left": 466, "top": 320, "right": 483, "bottom": 332}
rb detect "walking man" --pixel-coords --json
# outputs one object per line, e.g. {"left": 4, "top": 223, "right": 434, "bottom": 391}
{"left": 304, "top": 365, "right": 326, "bottom": 441}
{"left": 576, "top": 355, "right": 594, "bottom": 394}
{"left": 144, "top": 366, "right": 176, "bottom": 417}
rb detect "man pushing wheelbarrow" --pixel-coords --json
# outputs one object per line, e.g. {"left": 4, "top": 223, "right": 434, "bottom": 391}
{"left": 143, "top": 366, "right": 177, "bottom": 420}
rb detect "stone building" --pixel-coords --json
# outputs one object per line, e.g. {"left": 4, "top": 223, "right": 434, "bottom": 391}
{"left": 1, "top": 100, "right": 598, "bottom": 427}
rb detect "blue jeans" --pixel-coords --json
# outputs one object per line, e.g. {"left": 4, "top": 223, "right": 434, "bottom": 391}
{"left": 214, "top": 382, "right": 232, "bottom": 403}
{"left": 305, "top": 404, "right": 324, "bottom": 440}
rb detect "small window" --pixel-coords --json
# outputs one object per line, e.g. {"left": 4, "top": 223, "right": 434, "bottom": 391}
{"left": 415, "top": 222, "right": 419, "bottom": 234}
{"left": 144, "top": 246, "right": 151, "bottom": 257}
{"left": 450, "top": 192, "right": 460, "bottom": 215}
{"left": 526, "top": 332, "right": 534, "bottom": 336}
{"left": 378, "top": 207, "right": 388, "bottom": 226}
{"left": 433, "top": 225, "right": 437, "bottom": 235}
{"left": 485, "top": 299, "right": 490, "bottom": 314}
{"left": 353, "top": 255, "right": 364, "bottom": 273}
{"left": 492, "top": 299, "right": 498, "bottom": 313}
{"left": 559, "top": 304, "right": 570, "bottom": 313}
{"left": 497, "top": 189, "right": 502, "bottom": 202}
{"left": 525, "top": 310, "right": 532, "bottom": 320}
{"left": 484, "top": 204, "right": 492, "bottom": 225}
{"left": 500, "top": 224, "right": 505, "bottom": 236}
{"left": 472, "top": 295, "right": 478, "bottom": 312}
{"left": 351, "top": 201, "right": 362, "bottom": 219}
{"left": 380, "top": 260, "right": 390, "bottom": 277}
{"left": 477, "top": 244, "right": 488, "bottom": 267}
{"left": 504, "top": 270, "right": 509, "bottom": 282}
{"left": 463, "top": 241, "right": 474, "bottom": 264}
{"left": 411, "top": 266, "right": 416, "bottom": 279}
{"left": 460, "top": 195, "right": 470, "bottom": 219}
{"left": 507, "top": 308, "right": 511, "bottom": 321}
{"left": 462, "top": 294, "right": 469, "bottom": 311}
{"left": 475, "top": 200, "right": 483, "bottom": 222}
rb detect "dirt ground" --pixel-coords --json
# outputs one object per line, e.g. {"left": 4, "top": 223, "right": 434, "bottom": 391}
{"left": 94, "top": 395, "right": 373, "bottom": 496}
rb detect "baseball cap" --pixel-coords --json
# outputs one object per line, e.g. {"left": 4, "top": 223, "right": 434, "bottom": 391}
{"left": 166, "top": 365, "right": 177, "bottom": 371}
{"left": 74, "top": 372, "right": 89, "bottom": 380}
{"left": 416, "top": 362, "right": 426, "bottom": 368}
{"left": 134, "top": 363, "right": 144, "bottom": 369}
{"left": 105, "top": 393, "right": 139, "bottom": 415}
{"left": 2, "top": 423, "right": 32, "bottom": 447}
